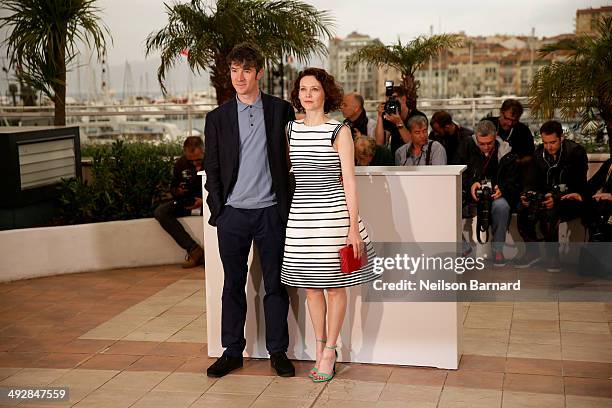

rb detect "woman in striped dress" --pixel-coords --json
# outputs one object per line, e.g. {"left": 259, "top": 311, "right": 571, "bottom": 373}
{"left": 281, "top": 68, "right": 377, "bottom": 382}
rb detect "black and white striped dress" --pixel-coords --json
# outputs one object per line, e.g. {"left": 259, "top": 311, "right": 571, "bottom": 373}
{"left": 281, "top": 119, "right": 377, "bottom": 288}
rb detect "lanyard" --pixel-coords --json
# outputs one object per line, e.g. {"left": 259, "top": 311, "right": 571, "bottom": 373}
{"left": 496, "top": 121, "right": 514, "bottom": 142}
{"left": 482, "top": 146, "right": 496, "bottom": 175}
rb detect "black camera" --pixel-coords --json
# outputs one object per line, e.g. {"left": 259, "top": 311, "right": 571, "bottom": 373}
{"left": 383, "top": 80, "right": 401, "bottom": 116}
{"left": 173, "top": 169, "right": 196, "bottom": 208}
{"left": 475, "top": 179, "right": 493, "bottom": 244}
{"left": 550, "top": 183, "right": 568, "bottom": 202}
{"left": 524, "top": 190, "right": 547, "bottom": 223}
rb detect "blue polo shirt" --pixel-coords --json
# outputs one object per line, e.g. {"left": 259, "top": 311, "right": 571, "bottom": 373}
{"left": 226, "top": 93, "right": 277, "bottom": 209}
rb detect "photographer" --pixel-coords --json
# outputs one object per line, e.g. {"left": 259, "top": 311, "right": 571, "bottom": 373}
{"left": 374, "top": 84, "right": 427, "bottom": 156}
{"left": 429, "top": 110, "right": 473, "bottom": 165}
{"left": 154, "top": 136, "right": 205, "bottom": 268}
{"left": 395, "top": 116, "right": 446, "bottom": 166}
{"left": 516, "top": 120, "right": 588, "bottom": 270}
{"left": 584, "top": 152, "right": 612, "bottom": 242}
{"left": 485, "top": 99, "right": 535, "bottom": 160}
{"left": 455, "top": 120, "right": 520, "bottom": 266}
{"left": 341, "top": 92, "right": 376, "bottom": 138}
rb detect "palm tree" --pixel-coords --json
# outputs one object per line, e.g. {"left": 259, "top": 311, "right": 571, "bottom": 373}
{"left": 146, "top": 0, "right": 334, "bottom": 105}
{"left": 0, "top": 0, "right": 110, "bottom": 125}
{"left": 346, "top": 34, "right": 462, "bottom": 104}
{"left": 529, "top": 16, "right": 612, "bottom": 138}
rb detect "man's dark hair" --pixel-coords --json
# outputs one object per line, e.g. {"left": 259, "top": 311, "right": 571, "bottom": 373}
{"left": 226, "top": 42, "right": 264, "bottom": 72}
{"left": 353, "top": 93, "right": 365, "bottom": 110}
{"left": 183, "top": 136, "right": 204, "bottom": 151}
{"left": 392, "top": 85, "right": 417, "bottom": 111}
{"left": 431, "top": 111, "right": 453, "bottom": 128}
{"left": 539, "top": 120, "right": 563, "bottom": 138}
{"left": 392, "top": 85, "right": 407, "bottom": 98}
{"left": 500, "top": 99, "right": 524, "bottom": 117}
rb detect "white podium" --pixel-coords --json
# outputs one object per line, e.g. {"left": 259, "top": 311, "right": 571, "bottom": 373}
{"left": 198, "top": 165, "right": 465, "bottom": 369}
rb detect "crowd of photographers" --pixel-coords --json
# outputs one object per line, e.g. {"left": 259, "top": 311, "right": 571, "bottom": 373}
{"left": 344, "top": 84, "right": 611, "bottom": 270}
{"left": 156, "top": 83, "right": 610, "bottom": 270}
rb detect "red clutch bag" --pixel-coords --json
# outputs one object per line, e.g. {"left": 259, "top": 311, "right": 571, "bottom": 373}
{"left": 339, "top": 244, "right": 367, "bottom": 274}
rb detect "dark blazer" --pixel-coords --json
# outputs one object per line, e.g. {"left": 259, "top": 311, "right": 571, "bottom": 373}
{"left": 203, "top": 92, "right": 295, "bottom": 226}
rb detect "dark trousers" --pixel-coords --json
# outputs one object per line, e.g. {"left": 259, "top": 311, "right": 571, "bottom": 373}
{"left": 584, "top": 199, "right": 612, "bottom": 242}
{"left": 518, "top": 200, "right": 582, "bottom": 256}
{"left": 154, "top": 201, "right": 198, "bottom": 252}
{"left": 216, "top": 204, "right": 289, "bottom": 357}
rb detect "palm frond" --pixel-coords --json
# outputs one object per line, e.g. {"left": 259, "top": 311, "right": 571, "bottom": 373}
{"left": 529, "top": 15, "right": 612, "bottom": 133}
{"left": 0, "top": 0, "right": 110, "bottom": 123}
{"left": 146, "top": 0, "right": 335, "bottom": 97}
{"left": 345, "top": 41, "right": 404, "bottom": 72}
{"left": 345, "top": 33, "right": 460, "bottom": 101}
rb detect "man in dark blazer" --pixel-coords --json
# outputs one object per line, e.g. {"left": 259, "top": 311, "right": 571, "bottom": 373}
{"left": 203, "top": 43, "right": 295, "bottom": 378}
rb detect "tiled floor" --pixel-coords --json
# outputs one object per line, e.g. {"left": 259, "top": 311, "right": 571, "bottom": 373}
{"left": 0, "top": 265, "right": 610, "bottom": 407}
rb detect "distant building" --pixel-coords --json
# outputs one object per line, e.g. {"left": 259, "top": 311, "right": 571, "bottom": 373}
{"left": 408, "top": 32, "right": 568, "bottom": 98}
{"left": 576, "top": 6, "right": 612, "bottom": 36}
{"left": 328, "top": 32, "right": 380, "bottom": 100}
{"left": 335, "top": 29, "right": 575, "bottom": 100}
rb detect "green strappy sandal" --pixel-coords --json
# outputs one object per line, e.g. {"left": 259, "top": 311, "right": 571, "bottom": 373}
{"left": 312, "top": 345, "right": 337, "bottom": 383}
{"left": 309, "top": 338, "right": 326, "bottom": 379}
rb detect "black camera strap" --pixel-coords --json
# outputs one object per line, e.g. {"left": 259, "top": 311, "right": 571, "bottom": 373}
{"left": 425, "top": 141, "right": 433, "bottom": 165}
{"left": 481, "top": 146, "right": 496, "bottom": 175}
{"left": 477, "top": 224, "right": 490, "bottom": 244}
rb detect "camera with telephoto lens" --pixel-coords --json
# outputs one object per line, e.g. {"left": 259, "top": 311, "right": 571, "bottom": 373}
{"left": 383, "top": 80, "right": 401, "bottom": 116}
{"left": 173, "top": 169, "right": 196, "bottom": 208}
{"left": 524, "top": 190, "right": 547, "bottom": 222}
{"left": 475, "top": 179, "right": 493, "bottom": 244}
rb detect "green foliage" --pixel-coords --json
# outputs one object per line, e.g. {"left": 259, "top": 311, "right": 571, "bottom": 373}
{"left": 529, "top": 16, "right": 612, "bottom": 135}
{"left": 345, "top": 34, "right": 462, "bottom": 101}
{"left": 80, "top": 141, "right": 182, "bottom": 158}
{"left": 56, "top": 141, "right": 179, "bottom": 224}
{"left": 145, "top": 0, "right": 334, "bottom": 104}
{"left": 0, "top": 0, "right": 110, "bottom": 124}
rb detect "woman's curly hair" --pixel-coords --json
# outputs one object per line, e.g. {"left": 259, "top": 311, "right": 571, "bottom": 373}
{"left": 290, "top": 68, "right": 343, "bottom": 114}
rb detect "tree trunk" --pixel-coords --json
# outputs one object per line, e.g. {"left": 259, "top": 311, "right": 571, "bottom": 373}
{"left": 401, "top": 73, "right": 418, "bottom": 111}
{"left": 53, "top": 82, "right": 66, "bottom": 126}
{"left": 211, "top": 54, "right": 234, "bottom": 106}
{"left": 53, "top": 39, "right": 67, "bottom": 126}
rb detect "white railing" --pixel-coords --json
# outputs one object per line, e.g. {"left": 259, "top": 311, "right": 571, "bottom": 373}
{"left": 0, "top": 102, "right": 216, "bottom": 143}
{"left": 0, "top": 96, "right": 604, "bottom": 148}
{"left": 364, "top": 96, "right": 532, "bottom": 129}
{"left": 0, "top": 96, "right": 529, "bottom": 130}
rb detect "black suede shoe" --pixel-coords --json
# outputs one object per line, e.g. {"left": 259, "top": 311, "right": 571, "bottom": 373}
{"left": 206, "top": 354, "right": 243, "bottom": 378}
{"left": 270, "top": 351, "right": 295, "bottom": 377}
